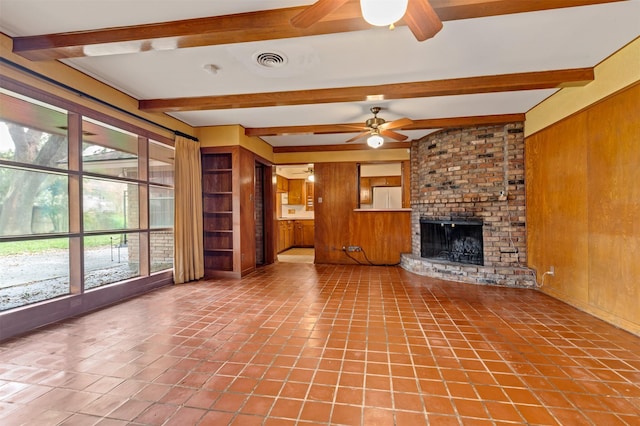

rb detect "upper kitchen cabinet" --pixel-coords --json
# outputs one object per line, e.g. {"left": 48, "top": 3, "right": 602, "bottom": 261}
{"left": 287, "top": 179, "right": 305, "bottom": 205}
{"left": 305, "top": 182, "right": 314, "bottom": 211}
{"left": 276, "top": 174, "right": 289, "bottom": 193}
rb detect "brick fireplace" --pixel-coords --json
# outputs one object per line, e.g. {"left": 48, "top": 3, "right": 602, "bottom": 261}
{"left": 400, "top": 122, "right": 536, "bottom": 287}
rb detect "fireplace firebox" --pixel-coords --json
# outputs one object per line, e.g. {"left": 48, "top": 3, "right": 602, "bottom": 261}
{"left": 420, "top": 219, "right": 484, "bottom": 266}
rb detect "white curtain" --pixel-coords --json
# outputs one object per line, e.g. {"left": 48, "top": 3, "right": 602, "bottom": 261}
{"left": 173, "top": 135, "right": 204, "bottom": 284}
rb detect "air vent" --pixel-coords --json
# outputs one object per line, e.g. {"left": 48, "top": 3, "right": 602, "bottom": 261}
{"left": 254, "top": 51, "right": 287, "bottom": 68}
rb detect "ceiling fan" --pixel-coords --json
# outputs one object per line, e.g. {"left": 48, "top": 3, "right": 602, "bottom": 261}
{"left": 292, "top": 166, "right": 314, "bottom": 175}
{"left": 290, "top": 0, "right": 443, "bottom": 42}
{"left": 292, "top": 166, "right": 316, "bottom": 181}
{"left": 345, "top": 107, "right": 413, "bottom": 148}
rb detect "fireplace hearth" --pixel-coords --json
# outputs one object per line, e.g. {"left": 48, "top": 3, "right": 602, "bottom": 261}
{"left": 420, "top": 219, "right": 484, "bottom": 266}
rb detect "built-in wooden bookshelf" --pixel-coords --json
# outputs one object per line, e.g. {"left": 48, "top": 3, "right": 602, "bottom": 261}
{"left": 202, "top": 152, "right": 235, "bottom": 274}
{"left": 201, "top": 145, "right": 275, "bottom": 278}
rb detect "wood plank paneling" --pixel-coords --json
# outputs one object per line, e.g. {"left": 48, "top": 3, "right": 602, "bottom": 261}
{"left": 526, "top": 114, "right": 589, "bottom": 303}
{"left": 314, "top": 162, "right": 411, "bottom": 265}
{"left": 314, "top": 162, "right": 356, "bottom": 264}
{"left": 239, "top": 147, "right": 256, "bottom": 276}
{"left": 350, "top": 211, "right": 411, "bottom": 265}
{"left": 586, "top": 84, "right": 640, "bottom": 323}
{"left": 526, "top": 82, "right": 640, "bottom": 334}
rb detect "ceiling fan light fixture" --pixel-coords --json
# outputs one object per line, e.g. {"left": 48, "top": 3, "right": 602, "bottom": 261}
{"left": 367, "top": 134, "right": 384, "bottom": 148}
{"left": 360, "top": 0, "right": 408, "bottom": 27}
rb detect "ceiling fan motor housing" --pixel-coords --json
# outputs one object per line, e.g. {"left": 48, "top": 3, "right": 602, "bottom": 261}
{"left": 366, "top": 117, "right": 385, "bottom": 129}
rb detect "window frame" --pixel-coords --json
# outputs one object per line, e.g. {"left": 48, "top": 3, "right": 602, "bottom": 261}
{"left": 0, "top": 76, "right": 175, "bottom": 331}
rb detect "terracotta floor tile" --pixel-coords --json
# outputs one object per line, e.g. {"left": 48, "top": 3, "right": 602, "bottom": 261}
{"left": 453, "top": 398, "right": 488, "bottom": 419}
{"left": 211, "top": 392, "right": 247, "bottom": 413}
{"left": 94, "top": 418, "right": 129, "bottom": 426}
{"left": 516, "top": 404, "right": 559, "bottom": 425}
{"left": 79, "top": 394, "right": 125, "bottom": 417}
{"left": 268, "top": 397, "right": 303, "bottom": 419}
{"left": 107, "top": 399, "right": 152, "bottom": 421}
{"left": 58, "top": 412, "right": 102, "bottom": 425}
{"left": 1, "top": 263, "right": 639, "bottom": 425}
{"left": 504, "top": 387, "right": 541, "bottom": 405}
{"left": 198, "top": 409, "right": 234, "bottom": 425}
{"left": 394, "top": 391, "right": 424, "bottom": 412}
{"left": 484, "top": 401, "right": 524, "bottom": 423}
{"left": 335, "top": 386, "right": 363, "bottom": 405}
{"left": 447, "top": 382, "right": 479, "bottom": 399}
{"left": 163, "top": 406, "right": 207, "bottom": 426}
{"left": 361, "top": 406, "right": 394, "bottom": 424}
{"left": 185, "top": 389, "right": 220, "bottom": 410}
{"left": 307, "top": 383, "right": 336, "bottom": 401}
{"left": 227, "top": 377, "right": 259, "bottom": 394}
{"left": 299, "top": 400, "right": 332, "bottom": 423}
{"left": 239, "top": 395, "right": 274, "bottom": 416}
{"left": 364, "top": 388, "right": 393, "bottom": 409}
{"left": 331, "top": 403, "right": 362, "bottom": 425}
{"left": 423, "top": 395, "right": 456, "bottom": 415}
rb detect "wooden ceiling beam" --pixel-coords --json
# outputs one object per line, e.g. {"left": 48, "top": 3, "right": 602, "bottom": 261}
{"left": 273, "top": 141, "right": 412, "bottom": 153}
{"left": 139, "top": 68, "right": 593, "bottom": 112}
{"left": 246, "top": 113, "right": 525, "bottom": 136}
{"left": 430, "top": 0, "right": 625, "bottom": 21}
{"left": 12, "top": 0, "right": 624, "bottom": 61}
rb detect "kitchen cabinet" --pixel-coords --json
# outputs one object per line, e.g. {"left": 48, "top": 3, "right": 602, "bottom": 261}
{"left": 278, "top": 220, "right": 296, "bottom": 253}
{"left": 305, "top": 182, "right": 314, "bottom": 211}
{"left": 294, "top": 220, "right": 315, "bottom": 247}
{"left": 360, "top": 177, "right": 371, "bottom": 204}
{"left": 276, "top": 174, "right": 289, "bottom": 193}
{"left": 368, "top": 176, "right": 401, "bottom": 187}
{"left": 278, "top": 219, "right": 314, "bottom": 252}
{"left": 287, "top": 221, "right": 294, "bottom": 249}
{"left": 287, "top": 179, "right": 305, "bottom": 205}
{"left": 301, "top": 220, "right": 314, "bottom": 246}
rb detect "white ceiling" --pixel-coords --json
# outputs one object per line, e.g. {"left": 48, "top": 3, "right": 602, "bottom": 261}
{"left": 1, "top": 0, "right": 639, "bottom": 148}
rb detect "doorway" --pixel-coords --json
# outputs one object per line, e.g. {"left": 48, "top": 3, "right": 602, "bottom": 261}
{"left": 255, "top": 162, "right": 266, "bottom": 266}
{"left": 277, "top": 247, "right": 315, "bottom": 264}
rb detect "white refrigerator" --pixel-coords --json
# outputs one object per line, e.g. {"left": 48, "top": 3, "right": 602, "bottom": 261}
{"left": 372, "top": 186, "right": 402, "bottom": 209}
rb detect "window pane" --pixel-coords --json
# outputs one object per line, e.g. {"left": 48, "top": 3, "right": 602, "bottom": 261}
{"left": 0, "top": 167, "right": 68, "bottom": 236}
{"left": 83, "top": 178, "right": 138, "bottom": 231}
{"left": 149, "top": 140, "right": 174, "bottom": 185}
{"left": 82, "top": 118, "right": 138, "bottom": 178}
{"left": 0, "top": 238, "right": 70, "bottom": 311}
{"left": 151, "top": 230, "right": 173, "bottom": 273}
{"left": 0, "top": 91, "right": 68, "bottom": 170}
{"left": 150, "top": 186, "right": 174, "bottom": 228}
{"left": 84, "top": 233, "right": 139, "bottom": 289}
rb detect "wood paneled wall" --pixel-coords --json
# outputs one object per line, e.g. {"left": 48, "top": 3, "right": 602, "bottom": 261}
{"left": 314, "top": 162, "right": 411, "bottom": 265}
{"left": 526, "top": 82, "right": 640, "bottom": 335}
{"left": 239, "top": 147, "right": 257, "bottom": 275}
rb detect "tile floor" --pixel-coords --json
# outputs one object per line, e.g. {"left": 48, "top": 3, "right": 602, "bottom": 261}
{"left": 0, "top": 263, "right": 639, "bottom": 425}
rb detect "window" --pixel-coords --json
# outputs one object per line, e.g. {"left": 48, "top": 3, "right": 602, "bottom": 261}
{"left": 83, "top": 177, "right": 139, "bottom": 232}
{"left": 149, "top": 141, "right": 174, "bottom": 273}
{"left": 0, "top": 86, "right": 174, "bottom": 311}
